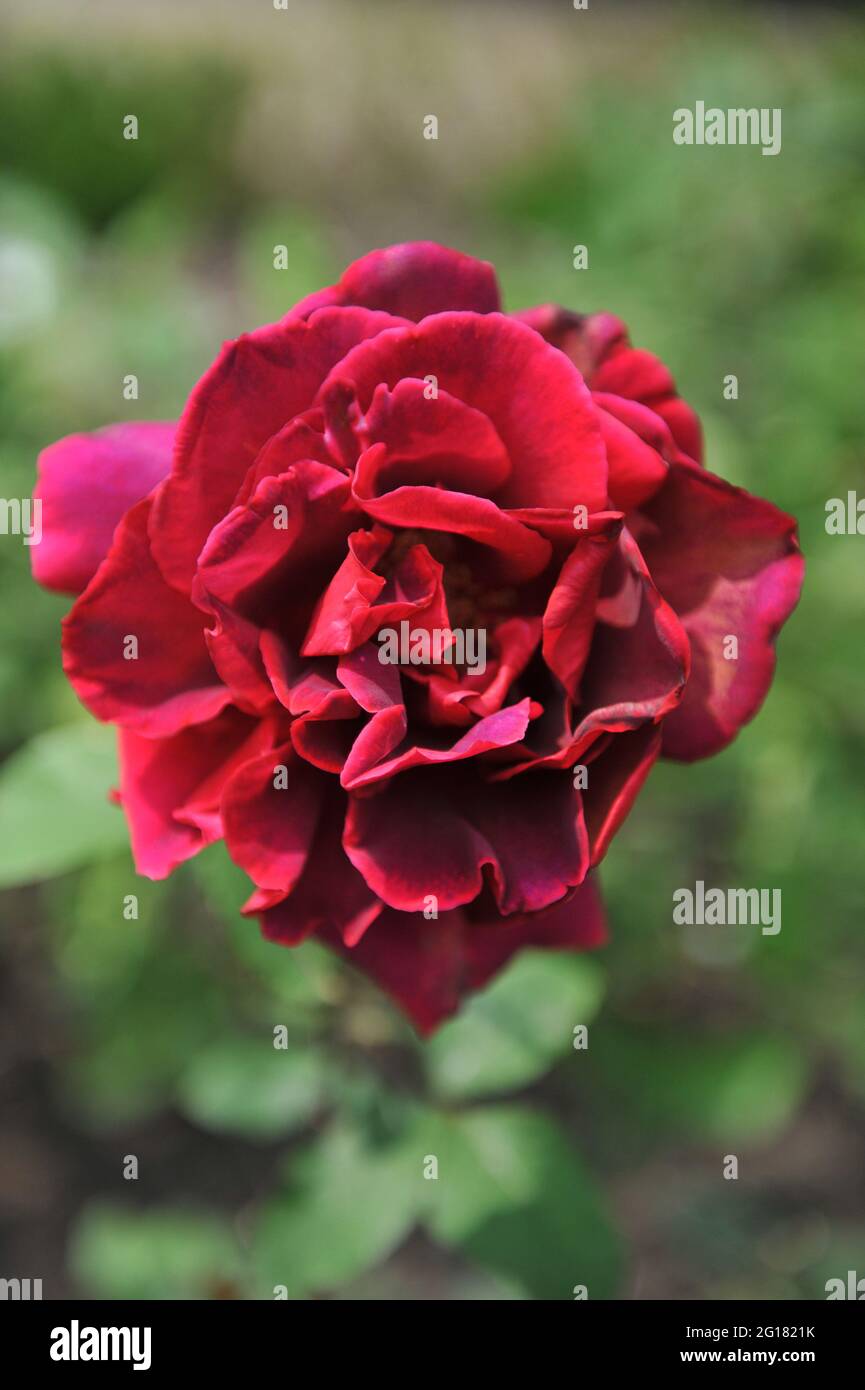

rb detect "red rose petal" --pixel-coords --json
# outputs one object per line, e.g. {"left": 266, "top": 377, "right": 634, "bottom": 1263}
{"left": 343, "top": 765, "right": 587, "bottom": 914}
{"left": 637, "top": 459, "right": 804, "bottom": 759}
{"left": 118, "top": 707, "right": 266, "bottom": 878}
{"left": 151, "top": 307, "right": 405, "bottom": 591}
{"left": 320, "top": 875, "right": 606, "bottom": 1035}
{"left": 63, "top": 496, "right": 230, "bottom": 737}
{"left": 321, "top": 311, "right": 608, "bottom": 514}
{"left": 356, "top": 378, "right": 511, "bottom": 496}
{"left": 289, "top": 241, "right": 500, "bottom": 322}
{"left": 222, "top": 743, "right": 328, "bottom": 892}
{"left": 542, "top": 515, "right": 622, "bottom": 701}
{"left": 517, "top": 303, "right": 703, "bottom": 464}
{"left": 583, "top": 722, "right": 662, "bottom": 864}
{"left": 254, "top": 789, "right": 382, "bottom": 948}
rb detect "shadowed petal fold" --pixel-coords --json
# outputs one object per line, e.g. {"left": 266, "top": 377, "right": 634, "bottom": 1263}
{"left": 319, "top": 876, "right": 606, "bottom": 1035}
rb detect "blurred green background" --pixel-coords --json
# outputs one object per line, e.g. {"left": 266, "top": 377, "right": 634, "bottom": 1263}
{"left": 1, "top": 0, "right": 864, "bottom": 1300}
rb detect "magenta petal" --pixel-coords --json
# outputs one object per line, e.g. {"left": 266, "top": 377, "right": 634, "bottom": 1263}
{"left": 33, "top": 421, "right": 175, "bottom": 595}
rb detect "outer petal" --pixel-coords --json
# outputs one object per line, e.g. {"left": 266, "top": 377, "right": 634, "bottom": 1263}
{"left": 33, "top": 422, "right": 175, "bottom": 594}
{"left": 583, "top": 722, "right": 662, "bottom": 864}
{"left": 62, "top": 496, "right": 230, "bottom": 737}
{"left": 593, "top": 400, "right": 669, "bottom": 512}
{"left": 117, "top": 708, "right": 266, "bottom": 879}
{"left": 512, "top": 306, "right": 627, "bottom": 379}
{"left": 288, "top": 241, "right": 500, "bottom": 322}
{"left": 320, "top": 876, "right": 606, "bottom": 1035}
{"left": 637, "top": 460, "right": 804, "bottom": 760}
{"left": 515, "top": 304, "right": 703, "bottom": 464}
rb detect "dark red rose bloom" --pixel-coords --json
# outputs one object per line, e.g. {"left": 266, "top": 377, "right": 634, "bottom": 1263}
{"left": 32, "top": 243, "right": 803, "bottom": 1032}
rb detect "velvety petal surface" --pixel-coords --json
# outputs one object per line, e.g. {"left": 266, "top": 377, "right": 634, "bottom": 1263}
{"left": 117, "top": 708, "right": 265, "bottom": 878}
{"left": 63, "top": 497, "right": 230, "bottom": 737}
{"left": 321, "top": 311, "right": 608, "bottom": 513}
{"left": 320, "top": 875, "right": 606, "bottom": 1034}
{"left": 289, "top": 241, "right": 500, "bottom": 322}
{"left": 151, "top": 308, "right": 405, "bottom": 591}
{"left": 343, "top": 767, "right": 588, "bottom": 914}
{"left": 637, "top": 460, "right": 804, "bottom": 759}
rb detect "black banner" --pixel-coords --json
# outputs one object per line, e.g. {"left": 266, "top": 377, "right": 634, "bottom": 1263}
{"left": 2, "top": 1298, "right": 862, "bottom": 1374}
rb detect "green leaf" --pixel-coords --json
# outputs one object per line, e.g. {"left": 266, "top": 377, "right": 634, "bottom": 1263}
{"left": 426, "top": 951, "right": 604, "bottom": 1100}
{"left": 0, "top": 722, "right": 127, "bottom": 887}
{"left": 708, "top": 1038, "right": 808, "bottom": 1141}
{"left": 190, "top": 841, "right": 338, "bottom": 1008}
{"left": 252, "top": 1119, "right": 423, "bottom": 1296}
{"left": 421, "top": 1106, "right": 622, "bottom": 1300}
{"left": 176, "top": 1036, "right": 326, "bottom": 1139}
{"left": 62, "top": 944, "right": 227, "bottom": 1126}
{"left": 69, "top": 1203, "right": 244, "bottom": 1300}
{"left": 589, "top": 1028, "right": 808, "bottom": 1145}
{"left": 48, "top": 853, "right": 157, "bottom": 995}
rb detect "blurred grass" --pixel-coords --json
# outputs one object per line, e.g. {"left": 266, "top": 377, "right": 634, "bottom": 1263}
{"left": 1, "top": 0, "right": 864, "bottom": 1300}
